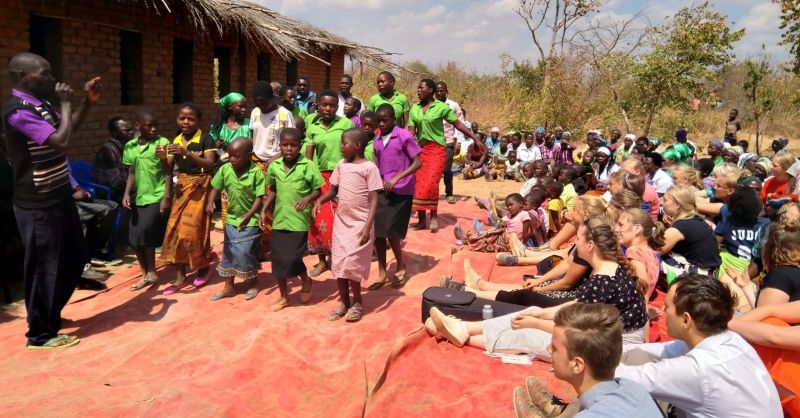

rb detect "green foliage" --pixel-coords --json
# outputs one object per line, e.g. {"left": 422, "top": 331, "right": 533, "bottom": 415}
{"left": 778, "top": 0, "right": 800, "bottom": 74}
{"left": 633, "top": 1, "right": 745, "bottom": 134}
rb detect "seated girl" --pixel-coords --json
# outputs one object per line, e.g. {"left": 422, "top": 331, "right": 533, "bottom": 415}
{"left": 454, "top": 194, "right": 530, "bottom": 253}
{"left": 661, "top": 185, "right": 722, "bottom": 278}
{"left": 524, "top": 189, "right": 548, "bottom": 247}
{"left": 461, "top": 140, "right": 488, "bottom": 180}
{"left": 428, "top": 217, "right": 648, "bottom": 356}
{"left": 614, "top": 208, "right": 663, "bottom": 299}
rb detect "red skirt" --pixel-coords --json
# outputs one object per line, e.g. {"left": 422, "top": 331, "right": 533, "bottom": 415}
{"left": 412, "top": 142, "right": 446, "bottom": 212}
{"left": 308, "top": 171, "right": 335, "bottom": 255}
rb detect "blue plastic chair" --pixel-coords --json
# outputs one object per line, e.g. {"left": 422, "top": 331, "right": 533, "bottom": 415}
{"left": 69, "top": 160, "right": 124, "bottom": 261}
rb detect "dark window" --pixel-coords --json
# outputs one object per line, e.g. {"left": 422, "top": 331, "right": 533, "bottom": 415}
{"left": 214, "top": 47, "right": 231, "bottom": 101}
{"left": 120, "top": 31, "right": 143, "bottom": 105}
{"left": 324, "top": 51, "right": 333, "bottom": 89}
{"left": 172, "top": 39, "right": 193, "bottom": 103}
{"left": 29, "top": 15, "right": 63, "bottom": 81}
{"left": 238, "top": 41, "right": 247, "bottom": 92}
{"left": 286, "top": 58, "right": 298, "bottom": 86}
{"left": 256, "top": 53, "right": 271, "bottom": 81}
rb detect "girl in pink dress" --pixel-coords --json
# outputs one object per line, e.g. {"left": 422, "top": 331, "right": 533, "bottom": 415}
{"left": 314, "top": 128, "right": 383, "bottom": 322}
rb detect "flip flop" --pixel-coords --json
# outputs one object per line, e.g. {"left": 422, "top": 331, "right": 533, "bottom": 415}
{"left": 327, "top": 305, "right": 347, "bottom": 321}
{"left": 245, "top": 288, "right": 259, "bottom": 301}
{"left": 389, "top": 274, "right": 404, "bottom": 288}
{"left": 345, "top": 303, "right": 364, "bottom": 322}
{"left": 27, "top": 334, "right": 80, "bottom": 350}
{"left": 447, "top": 195, "right": 457, "bottom": 204}
{"left": 308, "top": 262, "right": 328, "bottom": 278}
{"left": 271, "top": 298, "right": 290, "bottom": 312}
{"left": 130, "top": 275, "right": 157, "bottom": 291}
{"left": 210, "top": 289, "right": 235, "bottom": 301}
{"left": 367, "top": 280, "right": 387, "bottom": 291}
{"left": 162, "top": 281, "right": 189, "bottom": 295}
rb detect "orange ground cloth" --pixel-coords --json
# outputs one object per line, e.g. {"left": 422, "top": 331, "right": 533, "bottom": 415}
{"left": 0, "top": 197, "right": 572, "bottom": 417}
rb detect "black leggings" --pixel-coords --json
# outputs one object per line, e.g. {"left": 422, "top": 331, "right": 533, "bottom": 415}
{"left": 495, "top": 288, "right": 573, "bottom": 307}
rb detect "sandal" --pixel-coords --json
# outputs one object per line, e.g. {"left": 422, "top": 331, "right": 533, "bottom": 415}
{"left": 130, "top": 273, "right": 158, "bottom": 291}
{"left": 271, "top": 297, "right": 290, "bottom": 312}
{"left": 27, "top": 334, "right": 80, "bottom": 350}
{"left": 210, "top": 289, "right": 235, "bottom": 301}
{"left": 162, "top": 280, "right": 189, "bottom": 295}
{"left": 447, "top": 195, "right": 457, "bottom": 204}
{"left": 327, "top": 305, "right": 348, "bottom": 321}
{"left": 345, "top": 303, "right": 364, "bottom": 322}
{"left": 245, "top": 288, "right": 259, "bottom": 300}
{"left": 367, "top": 279, "right": 387, "bottom": 291}
{"left": 389, "top": 274, "right": 404, "bottom": 288}
{"left": 308, "top": 261, "right": 328, "bottom": 278}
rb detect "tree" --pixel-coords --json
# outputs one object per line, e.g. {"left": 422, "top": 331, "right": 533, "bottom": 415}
{"left": 634, "top": 1, "right": 745, "bottom": 136}
{"left": 515, "top": 0, "right": 603, "bottom": 124}
{"left": 744, "top": 57, "right": 775, "bottom": 154}
{"left": 575, "top": 11, "right": 650, "bottom": 133}
{"left": 777, "top": 0, "right": 800, "bottom": 74}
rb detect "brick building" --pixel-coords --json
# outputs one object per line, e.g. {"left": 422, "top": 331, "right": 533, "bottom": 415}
{"left": 0, "top": 0, "right": 395, "bottom": 161}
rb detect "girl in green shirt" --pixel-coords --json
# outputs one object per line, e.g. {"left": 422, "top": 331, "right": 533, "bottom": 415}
{"left": 209, "top": 92, "right": 251, "bottom": 150}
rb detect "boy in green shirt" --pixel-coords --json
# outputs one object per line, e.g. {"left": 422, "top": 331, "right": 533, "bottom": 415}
{"left": 122, "top": 110, "right": 172, "bottom": 291}
{"left": 261, "top": 128, "right": 324, "bottom": 311}
{"left": 206, "top": 138, "right": 265, "bottom": 301}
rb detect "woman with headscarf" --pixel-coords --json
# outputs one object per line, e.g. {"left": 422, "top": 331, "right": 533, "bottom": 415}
{"left": 592, "top": 146, "right": 619, "bottom": 190}
{"left": 662, "top": 143, "right": 693, "bottom": 175}
{"left": 708, "top": 139, "right": 725, "bottom": 166}
{"left": 615, "top": 133, "right": 636, "bottom": 163}
{"left": 209, "top": 92, "right": 250, "bottom": 149}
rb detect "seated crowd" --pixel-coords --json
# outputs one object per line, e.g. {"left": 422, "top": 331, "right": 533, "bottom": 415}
{"left": 433, "top": 126, "right": 799, "bottom": 417}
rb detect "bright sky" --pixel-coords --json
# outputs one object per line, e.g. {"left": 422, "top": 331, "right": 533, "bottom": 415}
{"left": 259, "top": 0, "right": 787, "bottom": 74}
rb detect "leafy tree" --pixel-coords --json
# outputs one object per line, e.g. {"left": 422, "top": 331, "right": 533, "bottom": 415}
{"left": 744, "top": 57, "right": 775, "bottom": 154}
{"left": 777, "top": 0, "right": 800, "bottom": 74}
{"left": 634, "top": 1, "right": 745, "bottom": 136}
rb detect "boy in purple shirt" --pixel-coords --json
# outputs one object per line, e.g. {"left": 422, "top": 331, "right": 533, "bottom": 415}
{"left": 3, "top": 52, "right": 100, "bottom": 349}
{"left": 368, "top": 103, "right": 421, "bottom": 289}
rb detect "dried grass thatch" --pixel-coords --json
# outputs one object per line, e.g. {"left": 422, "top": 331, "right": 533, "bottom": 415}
{"left": 126, "top": 0, "right": 405, "bottom": 72}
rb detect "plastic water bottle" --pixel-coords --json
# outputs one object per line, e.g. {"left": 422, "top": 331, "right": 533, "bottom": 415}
{"left": 482, "top": 304, "right": 494, "bottom": 320}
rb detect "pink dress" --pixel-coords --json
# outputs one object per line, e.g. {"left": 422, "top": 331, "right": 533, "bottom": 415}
{"left": 330, "top": 160, "right": 384, "bottom": 282}
{"left": 625, "top": 245, "right": 659, "bottom": 298}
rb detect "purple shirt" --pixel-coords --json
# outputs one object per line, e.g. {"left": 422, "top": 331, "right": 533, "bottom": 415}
{"left": 7, "top": 89, "right": 59, "bottom": 145}
{"left": 373, "top": 126, "right": 421, "bottom": 196}
{"left": 351, "top": 115, "right": 362, "bottom": 128}
{"left": 539, "top": 143, "right": 560, "bottom": 162}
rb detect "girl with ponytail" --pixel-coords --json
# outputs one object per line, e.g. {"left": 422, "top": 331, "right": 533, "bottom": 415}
{"left": 614, "top": 208, "right": 664, "bottom": 299}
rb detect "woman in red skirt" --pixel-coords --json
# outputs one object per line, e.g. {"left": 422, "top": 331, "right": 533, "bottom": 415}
{"left": 408, "top": 79, "right": 481, "bottom": 232}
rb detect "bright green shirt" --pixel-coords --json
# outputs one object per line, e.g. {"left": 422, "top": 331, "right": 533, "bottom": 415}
{"left": 122, "top": 136, "right": 171, "bottom": 206}
{"left": 266, "top": 156, "right": 325, "bottom": 232}
{"left": 209, "top": 119, "right": 251, "bottom": 146}
{"left": 408, "top": 99, "right": 457, "bottom": 147}
{"left": 291, "top": 106, "right": 309, "bottom": 120}
{"left": 365, "top": 140, "right": 375, "bottom": 162}
{"left": 306, "top": 115, "right": 355, "bottom": 171}
{"left": 210, "top": 162, "right": 265, "bottom": 228}
{"left": 367, "top": 90, "right": 410, "bottom": 126}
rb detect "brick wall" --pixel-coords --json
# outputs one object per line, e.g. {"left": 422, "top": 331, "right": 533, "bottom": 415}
{"left": 0, "top": 0, "right": 346, "bottom": 161}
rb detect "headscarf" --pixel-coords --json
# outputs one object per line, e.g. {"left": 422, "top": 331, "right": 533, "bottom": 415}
{"left": 709, "top": 139, "right": 724, "bottom": 149}
{"left": 675, "top": 128, "right": 687, "bottom": 141}
{"left": 562, "top": 131, "right": 572, "bottom": 139}
{"left": 491, "top": 127, "right": 500, "bottom": 133}
{"left": 597, "top": 146, "right": 611, "bottom": 156}
{"left": 648, "top": 137, "right": 662, "bottom": 148}
{"left": 663, "top": 144, "right": 693, "bottom": 164}
{"left": 624, "top": 133, "right": 636, "bottom": 141}
{"left": 535, "top": 127, "right": 545, "bottom": 134}
{"left": 219, "top": 92, "right": 246, "bottom": 108}
{"left": 737, "top": 176, "right": 761, "bottom": 188}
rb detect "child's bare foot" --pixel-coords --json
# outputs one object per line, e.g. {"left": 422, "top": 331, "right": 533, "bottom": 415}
{"left": 429, "top": 218, "right": 439, "bottom": 233}
{"left": 271, "top": 297, "right": 289, "bottom": 312}
{"left": 309, "top": 261, "right": 328, "bottom": 277}
{"left": 300, "top": 277, "right": 312, "bottom": 303}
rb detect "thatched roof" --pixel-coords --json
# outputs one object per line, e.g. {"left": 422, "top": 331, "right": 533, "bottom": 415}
{"left": 132, "top": 0, "right": 405, "bottom": 71}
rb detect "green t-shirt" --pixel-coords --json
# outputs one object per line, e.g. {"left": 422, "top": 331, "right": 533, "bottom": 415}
{"left": 408, "top": 99, "right": 457, "bottom": 147}
{"left": 365, "top": 140, "right": 375, "bottom": 162}
{"left": 291, "top": 106, "right": 309, "bottom": 120}
{"left": 210, "top": 162, "right": 266, "bottom": 228}
{"left": 306, "top": 115, "right": 355, "bottom": 171}
{"left": 209, "top": 119, "right": 251, "bottom": 146}
{"left": 493, "top": 146, "right": 510, "bottom": 163}
{"left": 122, "top": 136, "right": 171, "bottom": 206}
{"left": 266, "top": 156, "right": 325, "bottom": 232}
{"left": 367, "top": 90, "right": 410, "bottom": 126}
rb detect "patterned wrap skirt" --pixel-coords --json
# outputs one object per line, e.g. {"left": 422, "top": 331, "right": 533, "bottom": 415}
{"left": 161, "top": 173, "right": 212, "bottom": 270}
{"left": 412, "top": 142, "right": 447, "bottom": 212}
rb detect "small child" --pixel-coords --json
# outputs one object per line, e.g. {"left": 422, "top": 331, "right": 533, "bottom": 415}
{"left": 123, "top": 110, "right": 171, "bottom": 291}
{"left": 520, "top": 160, "right": 548, "bottom": 195}
{"left": 344, "top": 97, "right": 363, "bottom": 127}
{"left": 486, "top": 136, "right": 511, "bottom": 181}
{"left": 524, "top": 189, "right": 548, "bottom": 246}
{"left": 359, "top": 110, "right": 378, "bottom": 161}
{"left": 504, "top": 150, "right": 520, "bottom": 180}
{"left": 261, "top": 128, "right": 324, "bottom": 311}
{"left": 206, "top": 138, "right": 265, "bottom": 301}
{"left": 557, "top": 166, "right": 579, "bottom": 209}
{"left": 314, "top": 128, "right": 383, "bottom": 322}
{"left": 542, "top": 179, "right": 565, "bottom": 235}
{"left": 455, "top": 193, "right": 531, "bottom": 252}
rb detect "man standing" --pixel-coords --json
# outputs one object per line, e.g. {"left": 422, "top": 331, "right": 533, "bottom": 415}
{"left": 3, "top": 52, "right": 100, "bottom": 349}
{"left": 724, "top": 108, "right": 741, "bottom": 145}
{"left": 435, "top": 81, "right": 465, "bottom": 204}
{"left": 295, "top": 76, "right": 316, "bottom": 114}
{"left": 336, "top": 74, "right": 358, "bottom": 117}
{"left": 616, "top": 274, "right": 781, "bottom": 417}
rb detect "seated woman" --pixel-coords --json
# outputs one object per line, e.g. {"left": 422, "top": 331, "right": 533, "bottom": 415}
{"left": 762, "top": 151, "right": 796, "bottom": 215}
{"left": 615, "top": 208, "right": 663, "bottom": 299}
{"left": 728, "top": 300, "right": 800, "bottom": 416}
{"left": 660, "top": 185, "right": 722, "bottom": 277}
{"left": 454, "top": 193, "right": 530, "bottom": 252}
{"left": 758, "top": 221, "right": 800, "bottom": 307}
{"left": 428, "top": 217, "right": 648, "bottom": 355}
{"left": 592, "top": 147, "right": 619, "bottom": 190}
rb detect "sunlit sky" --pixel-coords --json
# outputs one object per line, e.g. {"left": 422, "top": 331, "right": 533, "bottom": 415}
{"left": 259, "top": 0, "right": 787, "bottom": 73}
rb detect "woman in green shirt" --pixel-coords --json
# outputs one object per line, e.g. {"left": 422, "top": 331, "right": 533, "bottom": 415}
{"left": 408, "top": 79, "right": 481, "bottom": 232}
{"left": 209, "top": 92, "right": 250, "bottom": 150}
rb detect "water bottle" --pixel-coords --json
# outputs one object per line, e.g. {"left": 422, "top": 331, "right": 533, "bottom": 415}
{"left": 482, "top": 304, "right": 494, "bottom": 320}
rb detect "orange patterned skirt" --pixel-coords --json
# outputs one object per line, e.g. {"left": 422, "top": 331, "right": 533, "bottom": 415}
{"left": 161, "top": 173, "right": 212, "bottom": 270}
